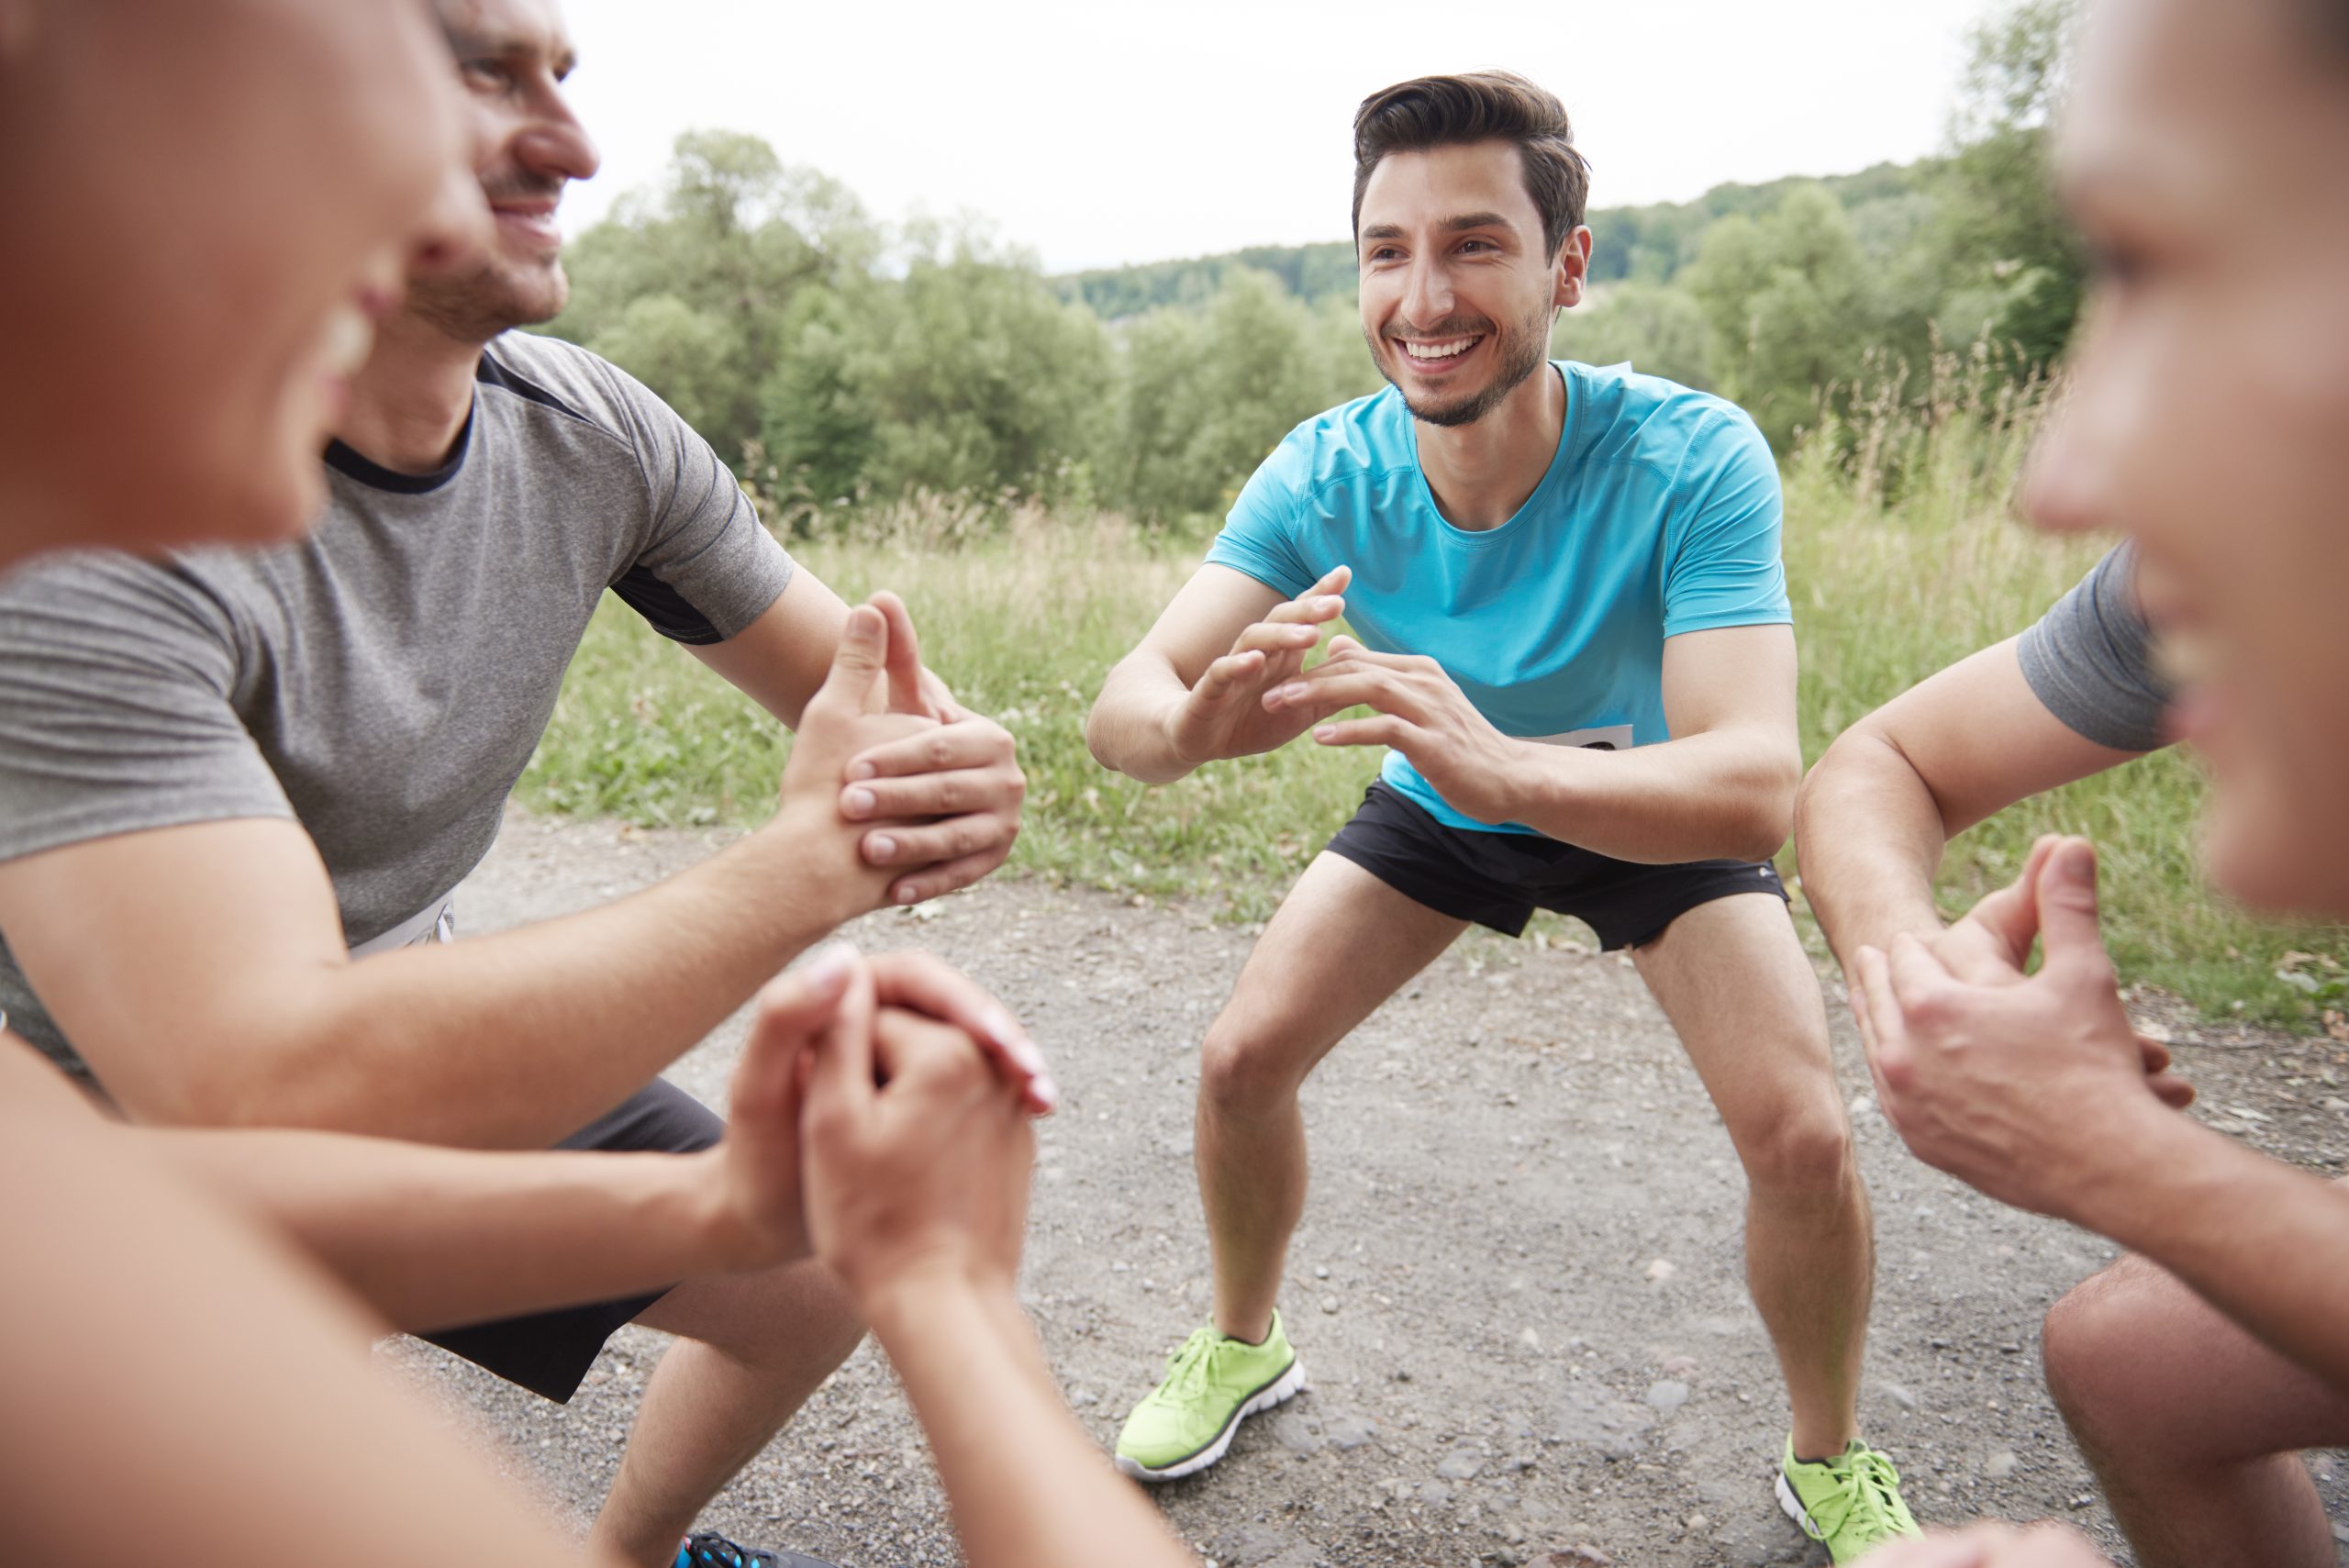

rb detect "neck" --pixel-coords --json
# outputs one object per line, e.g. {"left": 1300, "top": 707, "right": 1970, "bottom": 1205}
{"left": 333, "top": 311, "right": 486, "bottom": 476}
{"left": 1413, "top": 361, "right": 1565, "bottom": 530}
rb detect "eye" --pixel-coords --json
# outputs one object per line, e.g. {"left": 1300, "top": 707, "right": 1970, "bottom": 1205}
{"left": 460, "top": 58, "right": 508, "bottom": 88}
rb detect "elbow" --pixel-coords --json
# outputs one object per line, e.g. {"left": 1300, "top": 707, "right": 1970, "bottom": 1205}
{"left": 127, "top": 1031, "right": 359, "bottom": 1134}
{"left": 1733, "top": 746, "right": 1802, "bottom": 864}
{"left": 1081, "top": 700, "right": 1119, "bottom": 773}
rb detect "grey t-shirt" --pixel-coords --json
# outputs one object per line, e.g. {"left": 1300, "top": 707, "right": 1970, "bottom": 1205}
{"left": 2015, "top": 542, "right": 2170, "bottom": 753}
{"left": 0, "top": 332, "right": 793, "bottom": 1077}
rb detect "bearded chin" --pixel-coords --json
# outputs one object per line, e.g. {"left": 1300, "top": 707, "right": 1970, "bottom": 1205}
{"left": 409, "top": 258, "right": 570, "bottom": 345}
{"left": 1373, "top": 307, "right": 1552, "bottom": 428}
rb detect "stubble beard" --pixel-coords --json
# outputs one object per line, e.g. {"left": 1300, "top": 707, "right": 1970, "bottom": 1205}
{"left": 406, "top": 256, "right": 569, "bottom": 347}
{"left": 1368, "top": 301, "right": 1553, "bottom": 429}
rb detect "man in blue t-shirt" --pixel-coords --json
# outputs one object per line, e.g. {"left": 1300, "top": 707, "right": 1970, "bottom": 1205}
{"left": 1085, "top": 71, "right": 1918, "bottom": 1558}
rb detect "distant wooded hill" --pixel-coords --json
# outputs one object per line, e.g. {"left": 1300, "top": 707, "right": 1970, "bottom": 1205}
{"left": 1053, "top": 160, "right": 1939, "bottom": 317}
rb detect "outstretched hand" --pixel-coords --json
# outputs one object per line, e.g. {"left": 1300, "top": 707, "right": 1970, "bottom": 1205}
{"left": 1164, "top": 565, "right": 1353, "bottom": 766}
{"left": 1851, "top": 838, "right": 2183, "bottom": 1221}
{"left": 1905, "top": 835, "right": 2191, "bottom": 1106}
{"left": 1263, "top": 635, "right": 1525, "bottom": 825}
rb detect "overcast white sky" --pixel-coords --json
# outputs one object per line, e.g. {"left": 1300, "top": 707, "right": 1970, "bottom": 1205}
{"left": 555, "top": 0, "right": 2000, "bottom": 273}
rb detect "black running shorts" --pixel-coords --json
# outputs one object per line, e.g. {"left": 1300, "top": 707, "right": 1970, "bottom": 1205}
{"left": 419, "top": 1077, "right": 720, "bottom": 1403}
{"left": 1323, "top": 780, "right": 1789, "bottom": 951}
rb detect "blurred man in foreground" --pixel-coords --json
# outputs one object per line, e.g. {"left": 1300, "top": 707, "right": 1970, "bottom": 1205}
{"left": 1810, "top": 0, "right": 2349, "bottom": 1562}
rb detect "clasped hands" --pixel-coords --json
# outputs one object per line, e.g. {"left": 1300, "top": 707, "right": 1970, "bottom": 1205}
{"left": 707, "top": 943, "right": 1045, "bottom": 1296}
{"left": 781, "top": 591, "right": 1025, "bottom": 912}
{"left": 1849, "top": 834, "right": 2193, "bottom": 1224}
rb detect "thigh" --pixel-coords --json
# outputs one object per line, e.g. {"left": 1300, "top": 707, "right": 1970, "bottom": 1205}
{"left": 1211, "top": 851, "right": 1469, "bottom": 1084}
{"left": 1631, "top": 890, "right": 1838, "bottom": 1129}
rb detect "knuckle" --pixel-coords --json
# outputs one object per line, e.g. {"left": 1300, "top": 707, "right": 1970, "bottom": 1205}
{"left": 926, "top": 735, "right": 954, "bottom": 770}
{"left": 1004, "top": 769, "right": 1029, "bottom": 804}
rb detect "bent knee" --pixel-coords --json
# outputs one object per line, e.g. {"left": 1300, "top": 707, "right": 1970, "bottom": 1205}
{"left": 2043, "top": 1257, "right": 2200, "bottom": 1448}
{"left": 1731, "top": 1100, "right": 1854, "bottom": 1197}
{"left": 1197, "top": 1018, "right": 1311, "bottom": 1112}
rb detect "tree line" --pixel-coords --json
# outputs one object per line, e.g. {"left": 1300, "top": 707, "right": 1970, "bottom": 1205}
{"left": 546, "top": 0, "right": 2075, "bottom": 526}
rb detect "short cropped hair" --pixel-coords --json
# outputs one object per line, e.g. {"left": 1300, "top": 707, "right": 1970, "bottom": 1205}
{"left": 1351, "top": 71, "right": 1592, "bottom": 259}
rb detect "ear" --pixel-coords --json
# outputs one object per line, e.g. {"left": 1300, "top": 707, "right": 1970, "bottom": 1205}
{"left": 1552, "top": 225, "right": 1593, "bottom": 311}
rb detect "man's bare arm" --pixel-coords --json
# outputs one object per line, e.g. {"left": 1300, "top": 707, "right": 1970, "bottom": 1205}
{"left": 1087, "top": 563, "right": 1348, "bottom": 785}
{"left": 0, "top": 1079, "right": 627, "bottom": 1568}
{"left": 0, "top": 606, "right": 1013, "bottom": 1146}
{"left": 1794, "top": 638, "right": 2145, "bottom": 968}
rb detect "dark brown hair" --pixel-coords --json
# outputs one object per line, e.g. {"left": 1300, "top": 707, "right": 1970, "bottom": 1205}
{"left": 1352, "top": 71, "right": 1592, "bottom": 259}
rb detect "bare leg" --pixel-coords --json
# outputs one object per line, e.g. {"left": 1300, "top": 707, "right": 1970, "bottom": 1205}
{"left": 2044, "top": 1251, "right": 2349, "bottom": 1568}
{"left": 1197, "top": 853, "right": 1465, "bottom": 1342}
{"left": 1633, "top": 893, "right": 1872, "bottom": 1461}
{"left": 588, "top": 1260, "right": 865, "bottom": 1567}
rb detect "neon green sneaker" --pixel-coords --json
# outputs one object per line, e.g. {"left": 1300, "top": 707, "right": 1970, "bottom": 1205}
{"left": 1114, "top": 1312, "right": 1306, "bottom": 1482}
{"left": 1776, "top": 1437, "right": 1922, "bottom": 1562}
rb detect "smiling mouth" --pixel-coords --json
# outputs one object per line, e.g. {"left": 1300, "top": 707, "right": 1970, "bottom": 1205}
{"left": 1395, "top": 334, "right": 1484, "bottom": 368}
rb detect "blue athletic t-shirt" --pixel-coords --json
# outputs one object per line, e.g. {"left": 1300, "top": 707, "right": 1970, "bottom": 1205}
{"left": 1204, "top": 360, "right": 1790, "bottom": 834}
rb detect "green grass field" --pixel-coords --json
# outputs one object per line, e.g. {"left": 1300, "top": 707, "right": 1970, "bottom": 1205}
{"left": 519, "top": 395, "right": 2347, "bottom": 1028}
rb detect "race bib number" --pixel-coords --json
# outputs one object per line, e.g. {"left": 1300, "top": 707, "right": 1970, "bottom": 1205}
{"left": 1526, "top": 723, "right": 1637, "bottom": 752}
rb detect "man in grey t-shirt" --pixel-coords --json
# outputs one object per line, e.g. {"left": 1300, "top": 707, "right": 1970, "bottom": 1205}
{"left": 0, "top": 6, "right": 1030, "bottom": 1567}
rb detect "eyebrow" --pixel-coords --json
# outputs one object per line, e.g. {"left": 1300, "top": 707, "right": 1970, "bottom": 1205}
{"left": 444, "top": 27, "right": 578, "bottom": 75}
{"left": 1359, "top": 212, "right": 1520, "bottom": 243}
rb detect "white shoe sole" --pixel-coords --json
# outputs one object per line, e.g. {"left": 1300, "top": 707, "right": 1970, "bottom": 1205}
{"left": 1114, "top": 1360, "right": 1307, "bottom": 1484}
{"left": 1776, "top": 1471, "right": 1822, "bottom": 1540}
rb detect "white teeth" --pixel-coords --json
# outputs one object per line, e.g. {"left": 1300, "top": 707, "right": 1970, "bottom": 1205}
{"left": 321, "top": 303, "right": 375, "bottom": 378}
{"left": 1404, "top": 338, "right": 1476, "bottom": 360}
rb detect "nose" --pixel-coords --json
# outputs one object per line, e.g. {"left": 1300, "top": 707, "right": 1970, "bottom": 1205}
{"left": 2021, "top": 394, "right": 2113, "bottom": 539}
{"left": 516, "top": 86, "right": 601, "bottom": 185}
{"left": 408, "top": 161, "right": 492, "bottom": 282}
{"left": 1399, "top": 250, "right": 1453, "bottom": 332}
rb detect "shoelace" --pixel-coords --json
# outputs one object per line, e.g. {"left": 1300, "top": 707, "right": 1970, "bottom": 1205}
{"left": 1797, "top": 1449, "right": 1914, "bottom": 1543}
{"left": 1154, "top": 1328, "right": 1223, "bottom": 1402}
{"left": 678, "top": 1532, "right": 773, "bottom": 1568}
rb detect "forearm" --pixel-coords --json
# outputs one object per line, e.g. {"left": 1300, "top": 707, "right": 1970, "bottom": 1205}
{"left": 147, "top": 1128, "right": 762, "bottom": 1331}
{"left": 1793, "top": 729, "right": 1959, "bottom": 966}
{"left": 866, "top": 1272, "right": 1195, "bottom": 1568}
{"left": 179, "top": 824, "right": 850, "bottom": 1145}
{"left": 1085, "top": 656, "right": 1193, "bottom": 784}
{"left": 1507, "top": 730, "right": 1799, "bottom": 864}
{"left": 2078, "top": 1111, "right": 2349, "bottom": 1395}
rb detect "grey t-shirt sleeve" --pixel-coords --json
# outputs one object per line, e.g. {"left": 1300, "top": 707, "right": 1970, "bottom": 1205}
{"left": 0, "top": 554, "right": 292, "bottom": 865}
{"left": 593, "top": 355, "right": 794, "bottom": 646}
{"left": 2015, "top": 542, "right": 2172, "bottom": 752}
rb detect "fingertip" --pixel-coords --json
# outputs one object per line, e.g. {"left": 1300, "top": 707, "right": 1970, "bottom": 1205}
{"left": 847, "top": 759, "right": 878, "bottom": 783}
{"left": 795, "top": 941, "right": 858, "bottom": 999}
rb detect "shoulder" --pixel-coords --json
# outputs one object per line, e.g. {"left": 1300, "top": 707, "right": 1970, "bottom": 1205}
{"left": 1250, "top": 385, "right": 1414, "bottom": 503}
{"left": 0, "top": 546, "right": 245, "bottom": 636}
{"left": 474, "top": 331, "right": 674, "bottom": 450}
{"left": 1565, "top": 361, "right": 1769, "bottom": 485}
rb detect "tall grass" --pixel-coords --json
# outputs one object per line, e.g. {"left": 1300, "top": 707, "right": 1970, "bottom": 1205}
{"left": 519, "top": 366, "right": 2346, "bottom": 1026}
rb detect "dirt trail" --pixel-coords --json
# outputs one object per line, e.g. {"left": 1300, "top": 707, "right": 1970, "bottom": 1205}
{"left": 384, "top": 806, "right": 2349, "bottom": 1567}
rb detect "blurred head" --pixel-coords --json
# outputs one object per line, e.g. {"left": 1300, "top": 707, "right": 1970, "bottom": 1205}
{"left": 2023, "top": 0, "right": 2349, "bottom": 917}
{"left": 1352, "top": 71, "right": 1593, "bottom": 428}
{"left": 0, "top": 0, "right": 483, "bottom": 564}
{"left": 406, "top": 0, "right": 600, "bottom": 343}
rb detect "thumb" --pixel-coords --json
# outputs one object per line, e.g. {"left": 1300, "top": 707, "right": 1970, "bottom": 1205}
{"left": 871, "top": 591, "right": 931, "bottom": 717}
{"left": 2035, "top": 837, "right": 2114, "bottom": 982}
{"left": 809, "top": 604, "right": 888, "bottom": 717}
{"left": 731, "top": 944, "right": 857, "bottom": 1126}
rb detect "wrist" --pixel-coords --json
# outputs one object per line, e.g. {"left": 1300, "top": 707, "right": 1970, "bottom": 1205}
{"left": 2055, "top": 1094, "right": 2211, "bottom": 1240}
{"left": 859, "top": 1258, "right": 1005, "bottom": 1346}
{"left": 746, "top": 804, "right": 870, "bottom": 932}
{"left": 1494, "top": 737, "right": 1557, "bottom": 826}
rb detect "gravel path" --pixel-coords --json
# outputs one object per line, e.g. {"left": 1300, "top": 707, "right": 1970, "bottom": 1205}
{"left": 382, "top": 806, "right": 2349, "bottom": 1567}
